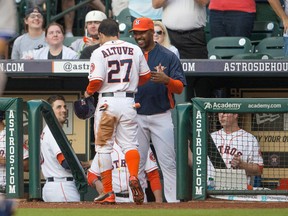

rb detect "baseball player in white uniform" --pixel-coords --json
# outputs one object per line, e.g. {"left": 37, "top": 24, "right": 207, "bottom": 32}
{"left": 0, "top": 111, "right": 29, "bottom": 194}
{"left": 84, "top": 18, "right": 151, "bottom": 204}
{"left": 88, "top": 144, "right": 162, "bottom": 202}
{"left": 40, "top": 95, "right": 80, "bottom": 202}
{"left": 209, "top": 113, "right": 264, "bottom": 187}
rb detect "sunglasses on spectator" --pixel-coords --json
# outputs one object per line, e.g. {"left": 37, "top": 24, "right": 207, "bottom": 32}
{"left": 154, "top": 30, "right": 163, "bottom": 35}
{"left": 29, "top": 13, "right": 43, "bottom": 19}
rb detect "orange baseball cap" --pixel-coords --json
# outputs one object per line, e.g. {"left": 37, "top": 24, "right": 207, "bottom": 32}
{"left": 129, "top": 17, "right": 154, "bottom": 32}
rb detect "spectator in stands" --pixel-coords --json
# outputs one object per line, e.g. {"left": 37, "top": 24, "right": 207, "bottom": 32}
{"left": 22, "top": 22, "right": 78, "bottom": 59}
{"left": 153, "top": 21, "right": 180, "bottom": 58}
{"left": 129, "top": 0, "right": 162, "bottom": 22}
{"left": 88, "top": 144, "right": 163, "bottom": 203}
{"left": 0, "top": 0, "right": 17, "bottom": 94}
{"left": 209, "top": 0, "right": 256, "bottom": 38}
{"left": 268, "top": 0, "right": 288, "bottom": 56}
{"left": 111, "top": 0, "right": 129, "bottom": 17}
{"left": 25, "top": 0, "right": 76, "bottom": 37}
{"left": 11, "top": 6, "right": 47, "bottom": 60}
{"left": 70, "top": 10, "right": 107, "bottom": 56}
{"left": 209, "top": 113, "right": 263, "bottom": 187}
{"left": 89, "top": 0, "right": 112, "bottom": 17}
{"left": 62, "top": 0, "right": 76, "bottom": 37}
{"left": 152, "top": 0, "right": 208, "bottom": 59}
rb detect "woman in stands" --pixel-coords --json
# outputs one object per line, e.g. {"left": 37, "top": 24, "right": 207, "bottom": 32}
{"left": 11, "top": 6, "right": 47, "bottom": 59}
{"left": 153, "top": 21, "right": 180, "bottom": 58}
{"left": 23, "top": 22, "right": 78, "bottom": 60}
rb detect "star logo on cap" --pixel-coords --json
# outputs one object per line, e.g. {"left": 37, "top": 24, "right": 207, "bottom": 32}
{"left": 135, "top": 20, "right": 140, "bottom": 25}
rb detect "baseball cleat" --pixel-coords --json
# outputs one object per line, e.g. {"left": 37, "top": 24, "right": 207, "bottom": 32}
{"left": 129, "top": 176, "right": 144, "bottom": 205}
{"left": 94, "top": 191, "right": 116, "bottom": 205}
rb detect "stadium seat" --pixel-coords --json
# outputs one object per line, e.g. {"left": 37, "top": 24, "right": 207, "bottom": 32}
{"left": 207, "top": 37, "right": 253, "bottom": 59}
{"left": 63, "top": 36, "right": 82, "bottom": 47}
{"left": 208, "top": 54, "right": 221, "bottom": 59}
{"left": 205, "top": 22, "right": 211, "bottom": 42}
{"left": 116, "top": 8, "right": 132, "bottom": 37}
{"left": 231, "top": 53, "right": 273, "bottom": 59}
{"left": 254, "top": 36, "right": 285, "bottom": 58}
{"left": 250, "top": 21, "right": 281, "bottom": 45}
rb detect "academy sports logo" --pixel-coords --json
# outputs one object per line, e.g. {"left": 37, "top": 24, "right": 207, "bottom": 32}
{"left": 204, "top": 102, "right": 213, "bottom": 109}
{"left": 204, "top": 102, "right": 242, "bottom": 110}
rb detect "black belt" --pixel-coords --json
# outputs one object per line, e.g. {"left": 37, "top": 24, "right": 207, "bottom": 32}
{"left": 167, "top": 26, "right": 204, "bottom": 35}
{"left": 47, "top": 177, "right": 74, "bottom": 182}
{"left": 101, "top": 92, "right": 134, "bottom": 98}
{"left": 115, "top": 193, "right": 129, "bottom": 198}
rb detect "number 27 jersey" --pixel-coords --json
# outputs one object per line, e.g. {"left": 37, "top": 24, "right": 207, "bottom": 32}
{"left": 88, "top": 40, "right": 150, "bottom": 93}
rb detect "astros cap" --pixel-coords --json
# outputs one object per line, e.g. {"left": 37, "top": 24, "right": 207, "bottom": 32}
{"left": 129, "top": 17, "right": 154, "bottom": 32}
{"left": 25, "top": 6, "right": 43, "bottom": 17}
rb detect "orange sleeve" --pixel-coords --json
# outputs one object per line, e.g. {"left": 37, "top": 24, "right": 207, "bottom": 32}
{"left": 87, "top": 170, "right": 99, "bottom": 186}
{"left": 57, "top": 153, "right": 65, "bottom": 165}
{"left": 86, "top": 80, "right": 103, "bottom": 95}
{"left": 166, "top": 78, "right": 184, "bottom": 94}
{"left": 259, "top": 165, "right": 264, "bottom": 174}
{"left": 138, "top": 72, "right": 151, "bottom": 86}
{"left": 147, "top": 169, "right": 162, "bottom": 192}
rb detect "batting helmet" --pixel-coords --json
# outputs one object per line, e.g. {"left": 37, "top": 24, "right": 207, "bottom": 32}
{"left": 85, "top": 10, "right": 107, "bottom": 23}
{"left": 73, "top": 97, "right": 96, "bottom": 120}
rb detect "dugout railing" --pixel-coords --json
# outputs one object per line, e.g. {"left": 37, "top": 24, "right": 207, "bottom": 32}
{"left": 0, "top": 98, "right": 24, "bottom": 198}
{"left": 26, "top": 100, "right": 88, "bottom": 200}
{"left": 0, "top": 98, "right": 87, "bottom": 199}
{"left": 176, "top": 98, "right": 288, "bottom": 201}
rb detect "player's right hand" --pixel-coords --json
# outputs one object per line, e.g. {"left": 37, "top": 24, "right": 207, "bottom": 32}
{"left": 231, "top": 155, "right": 242, "bottom": 169}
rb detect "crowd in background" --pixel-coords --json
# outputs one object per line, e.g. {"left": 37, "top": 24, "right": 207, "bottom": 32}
{"left": 4, "top": 0, "right": 286, "bottom": 60}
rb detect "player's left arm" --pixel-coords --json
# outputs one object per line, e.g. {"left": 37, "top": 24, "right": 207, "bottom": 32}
{"left": 85, "top": 79, "right": 103, "bottom": 98}
{"left": 151, "top": 54, "right": 186, "bottom": 94}
{"left": 151, "top": 64, "right": 184, "bottom": 94}
{"left": 146, "top": 169, "right": 163, "bottom": 203}
{"left": 87, "top": 169, "right": 103, "bottom": 194}
{"left": 232, "top": 156, "right": 263, "bottom": 176}
{"left": 0, "top": 155, "right": 5, "bottom": 165}
{"left": 138, "top": 72, "right": 151, "bottom": 86}
{"left": 57, "top": 153, "right": 70, "bottom": 169}
{"left": 231, "top": 136, "right": 263, "bottom": 176}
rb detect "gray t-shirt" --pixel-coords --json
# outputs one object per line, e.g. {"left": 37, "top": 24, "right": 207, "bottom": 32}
{"left": 11, "top": 32, "right": 47, "bottom": 59}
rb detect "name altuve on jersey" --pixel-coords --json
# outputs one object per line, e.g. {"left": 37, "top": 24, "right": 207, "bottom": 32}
{"left": 101, "top": 46, "right": 134, "bottom": 58}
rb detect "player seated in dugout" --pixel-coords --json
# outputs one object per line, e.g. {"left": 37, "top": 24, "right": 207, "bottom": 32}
{"left": 87, "top": 143, "right": 163, "bottom": 203}
{"left": 189, "top": 112, "right": 264, "bottom": 188}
